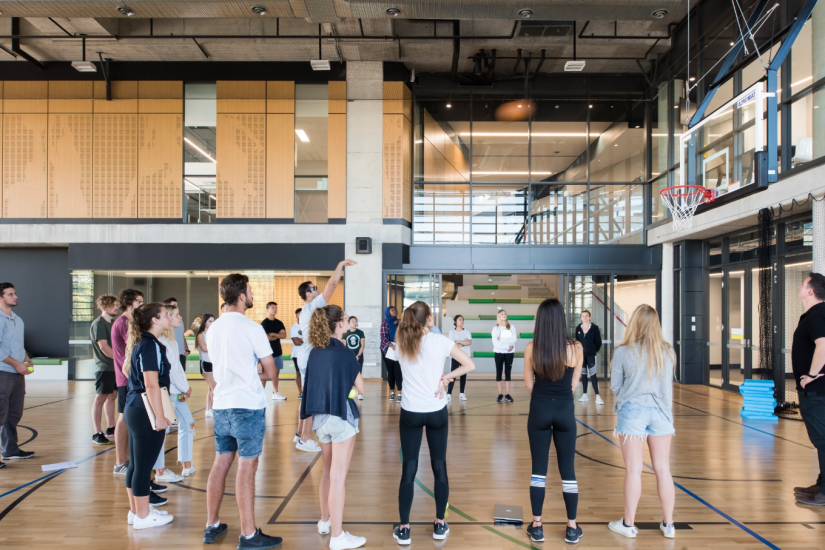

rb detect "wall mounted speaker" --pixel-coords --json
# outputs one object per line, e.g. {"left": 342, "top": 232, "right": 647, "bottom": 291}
{"left": 356, "top": 237, "right": 372, "bottom": 254}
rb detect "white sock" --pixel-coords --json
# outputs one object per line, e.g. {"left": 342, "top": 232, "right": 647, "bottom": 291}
{"left": 207, "top": 521, "right": 220, "bottom": 529}
{"left": 243, "top": 532, "right": 257, "bottom": 540}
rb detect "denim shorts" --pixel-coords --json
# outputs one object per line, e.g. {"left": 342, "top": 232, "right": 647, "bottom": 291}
{"left": 615, "top": 402, "right": 675, "bottom": 439}
{"left": 315, "top": 415, "right": 359, "bottom": 444}
{"left": 274, "top": 355, "right": 284, "bottom": 370}
{"left": 213, "top": 408, "right": 266, "bottom": 459}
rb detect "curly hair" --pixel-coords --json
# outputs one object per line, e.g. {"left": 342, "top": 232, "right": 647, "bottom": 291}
{"left": 117, "top": 288, "right": 144, "bottom": 311}
{"left": 96, "top": 294, "right": 117, "bottom": 310}
{"left": 122, "top": 302, "right": 165, "bottom": 378}
{"left": 308, "top": 304, "right": 345, "bottom": 349}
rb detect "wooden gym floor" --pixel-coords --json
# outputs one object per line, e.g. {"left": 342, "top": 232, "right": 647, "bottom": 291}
{"left": 0, "top": 379, "right": 822, "bottom": 550}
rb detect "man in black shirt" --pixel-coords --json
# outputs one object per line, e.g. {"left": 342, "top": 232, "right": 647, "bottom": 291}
{"left": 792, "top": 273, "right": 825, "bottom": 506}
{"left": 262, "top": 302, "right": 287, "bottom": 401}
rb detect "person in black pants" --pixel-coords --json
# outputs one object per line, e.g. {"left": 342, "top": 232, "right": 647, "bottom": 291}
{"left": 523, "top": 299, "right": 584, "bottom": 544}
{"left": 575, "top": 310, "right": 603, "bottom": 405}
{"left": 123, "top": 302, "right": 175, "bottom": 529}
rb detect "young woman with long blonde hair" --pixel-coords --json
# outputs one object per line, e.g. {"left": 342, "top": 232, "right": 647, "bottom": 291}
{"left": 196, "top": 314, "right": 215, "bottom": 417}
{"left": 608, "top": 304, "right": 677, "bottom": 540}
{"left": 492, "top": 309, "right": 517, "bottom": 402}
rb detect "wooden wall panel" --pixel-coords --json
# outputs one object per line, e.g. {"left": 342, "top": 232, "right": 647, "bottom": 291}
{"left": 328, "top": 81, "right": 347, "bottom": 114}
{"left": 216, "top": 114, "right": 266, "bottom": 219}
{"left": 49, "top": 81, "right": 93, "bottom": 99}
{"left": 266, "top": 113, "right": 294, "bottom": 219}
{"left": 4, "top": 81, "right": 48, "bottom": 114}
{"left": 383, "top": 113, "right": 412, "bottom": 221}
{"left": 138, "top": 81, "right": 183, "bottom": 113}
{"left": 94, "top": 114, "right": 137, "bottom": 218}
{"left": 93, "top": 81, "right": 139, "bottom": 112}
{"left": 267, "top": 81, "right": 294, "bottom": 114}
{"left": 328, "top": 113, "right": 347, "bottom": 219}
{"left": 2, "top": 113, "right": 48, "bottom": 218}
{"left": 383, "top": 81, "right": 412, "bottom": 121}
{"left": 217, "top": 81, "right": 266, "bottom": 113}
{"left": 48, "top": 113, "right": 92, "bottom": 218}
{"left": 138, "top": 113, "right": 182, "bottom": 218}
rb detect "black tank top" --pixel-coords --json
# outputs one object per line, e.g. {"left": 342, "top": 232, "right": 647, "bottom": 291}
{"left": 532, "top": 367, "right": 575, "bottom": 401}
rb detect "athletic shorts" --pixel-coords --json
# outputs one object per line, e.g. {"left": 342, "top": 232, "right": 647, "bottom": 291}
{"left": 95, "top": 371, "right": 116, "bottom": 395}
{"left": 615, "top": 403, "right": 675, "bottom": 439}
{"left": 117, "top": 385, "right": 128, "bottom": 414}
{"left": 213, "top": 408, "right": 266, "bottom": 459}
{"left": 274, "top": 355, "right": 284, "bottom": 370}
{"left": 200, "top": 361, "right": 213, "bottom": 374}
{"left": 315, "top": 415, "right": 359, "bottom": 444}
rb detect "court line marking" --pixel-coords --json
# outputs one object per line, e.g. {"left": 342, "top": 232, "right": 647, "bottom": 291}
{"left": 575, "top": 418, "right": 782, "bottom": 550}
{"left": 267, "top": 453, "right": 322, "bottom": 524}
{"left": 0, "top": 470, "right": 64, "bottom": 522}
{"left": 0, "top": 446, "right": 115, "bottom": 500}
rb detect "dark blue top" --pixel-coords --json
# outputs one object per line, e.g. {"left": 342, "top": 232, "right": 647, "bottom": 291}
{"left": 300, "top": 338, "right": 361, "bottom": 421}
{"left": 126, "top": 332, "right": 172, "bottom": 409}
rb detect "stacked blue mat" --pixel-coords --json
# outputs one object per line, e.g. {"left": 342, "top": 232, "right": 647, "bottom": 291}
{"left": 739, "top": 379, "right": 777, "bottom": 420}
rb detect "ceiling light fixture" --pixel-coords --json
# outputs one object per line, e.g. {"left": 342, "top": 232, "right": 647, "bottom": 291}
{"left": 251, "top": 5, "right": 267, "bottom": 16}
{"left": 72, "top": 61, "right": 97, "bottom": 72}
{"left": 117, "top": 5, "right": 135, "bottom": 16}
{"left": 689, "top": 76, "right": 696, "bottom": 81}
{"left": 518, "top": 9, "right": 534, "bottom": 19}
{"left": 791, "top": 75, "right": 813, "bottom": 87}
{"left": 564, "top": 60, "right": 586, "bottom": 72}
{"left": 651, "top": 9, "right": 668, "bottom": 19}
{"left": 310, "top": 60, "right": 331, "bottom": 70}
{"left": 184, "top": 137, "right": 217, "bottom": 163}
{"left": 295, "top": 129, "right": 310, "bottom": 142}
{"left": 446, "top": 103, "right": 452, "bottom": 108}
{"left": 386, "top": 7, "right": 401, "bottom": 17}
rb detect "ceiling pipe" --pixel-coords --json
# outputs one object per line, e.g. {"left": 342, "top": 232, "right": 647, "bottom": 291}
{"left": 10, "top": 18, "right": 45, "bottom": 70}
{"left": 511, "top": 48, "right": 522, "bottom": 75}
{"left": 532, "top": 49, "right": 546, "bottom": 78}
{"left": 578, "top": 20, "right": 677, "bottom": 39}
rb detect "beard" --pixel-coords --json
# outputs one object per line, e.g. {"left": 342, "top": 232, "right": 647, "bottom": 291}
{"left": 245, "top": 297, "right": 253, "bottom": 309}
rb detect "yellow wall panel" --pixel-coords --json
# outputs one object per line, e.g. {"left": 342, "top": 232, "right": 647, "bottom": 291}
{"left": 4, "top": 81, "right": 47, "bottom": 99}
{"left": 3, "top": 113, "right": 48, "bottom": 218}
{"left": 328, "top": 113, "right": 346, "bottom": 219}
{"left": 266, "top": 113, "right": 294, "bottom": 219}
{"left": 217, "top": 99, "right": 266, "bottom": 114}
{"left": 93, "top": 99, "right": 138, "bottom": 113}
{"left": 49, "top": 81, "right": 93, "bottom": 99}
{"left": 267, "top": 81, "right": 294, "bottom": 114}
{"left": 138, "top": 99, "right": 182, "bottom": 113}
{"left": 218, "top": 81, "right": 266, "bottom": 99}
{"left": 216, "top": 113, "right": 266, "bottom": 219}
{"left": 383, "top": 82, "right": 412, "bottom": 121}
{"left": 138, "top": 113, "right": 182, "bottom": 218}
{"left": 94, "top": 81, "right": 138, "bottom": 99}
{"left": 48, "top": 113, "right": 93, "bottom": 218}
{"left": 329, "top": 81, "right": 347, "bottom": 114}
{"left": 3, "top": 100, "right": 48, "bottom": 113}
{"left": 138, "top": 81, "right": 183, "bottom": 99}
{"left": 94, "top": 114, "right": 137, "bottom": 218}
{"left": 383, "top": 113, "right": 412, "bottom": 221}
{"left": 49, "top": 99, "right": 93, "bottom": 113}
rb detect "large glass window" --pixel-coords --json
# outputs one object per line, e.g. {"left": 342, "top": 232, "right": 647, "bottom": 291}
{"left": 415, "top": 100, "right": 470, "bottom": 183}
{"left": 652, "top": 83, "right": 669, "bottom": 177}
{"left": 413, "top": 183, "right": 470, "bottom": 244}
{"left": 531, "top": 101, "right": 587, "bottom": 183}
{"left": 471, "top": 184, "right": 528, "bottom": 244}
{"left": 184, "top": 83, "right": 217, "bottom": 223}
{"left": 472, "top": 97, "right": 529, "bottom": 182}
{"left": 588, "top": 184, "right": 644, "bottom": 245}
{"left": 295, "top": 84, "right": 329, "bottom": 223}
{"left": 530, "top": 183, "right": 587, "bottom": 244}
{"left": 589, "top": 102, "right": 646, "bottom": 182}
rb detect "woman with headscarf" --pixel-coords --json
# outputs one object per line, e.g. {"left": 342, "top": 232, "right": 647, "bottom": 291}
{"left": 381, "top": 306, "right": 403, "bottom": 402}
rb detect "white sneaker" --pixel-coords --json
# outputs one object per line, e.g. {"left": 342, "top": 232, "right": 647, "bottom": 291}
{"left": 459, "top": 393, "right": 467, "bottom": 401}
{"left": 293, "top": 433, "right": 301, "bottom": 443}
{"left": 296, "top": 439, "right": 321, "bottom": 452}
{"left": 182, "top": 466, "right": 197, "bottom": 476}
{"left": 128, "top": 506, "right": 168, "bottom": 525}
{"left": 660, "top": 521, "right": 675, "bottom": 539}
{"left": 272, "top": 392, "right": 287, "bottom": 401}
{"left": 608, "top": 519, "right": 638, "bottom": 538}
{"left": 446, "top": 394, "right": 452, "bottom": 402}
{"left": 133, "top": 508, "right": 174, "bottom": 530}
{"left": 155, "top": 470, "right": 184, "bottom": 483}
{"left": 579, "top": 394, "right": 589, "bottom": 402}
{"left": 329, "top": 531, "right": 366, "bottom": 550}
{"left": 357, "top": 394, "right": 363, "bottom": 401}
{"left": 204, "top": 409, "right": 213, "bottom": 418}
{"left": 595, "top": 395, "right": 604, "bottom": 405}
{"left": 318, "top": 518, "right": 331, "bottom": 535}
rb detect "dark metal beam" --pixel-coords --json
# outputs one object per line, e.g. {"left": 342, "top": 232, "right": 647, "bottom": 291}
{"left": 192, "top": 38, "right": 209, "bottom": 59}
{"left": 10, "top": 18, "right": 45, "bottom": 70}
{"left": 769, "top": 0, "right": 818, "bottom": 71}
{"left": 578, "top": 20, "right": 677, "bottom": 40}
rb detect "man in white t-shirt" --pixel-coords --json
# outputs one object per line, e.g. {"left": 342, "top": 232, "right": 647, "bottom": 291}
{"left": 203, "top": 274, "right": 281, "bottom": 549}
{"left": 288, "top": 308, "right": 304, "bottom": 399}
{"left": 294, "top": 259, "right": 356, "bottom": 452}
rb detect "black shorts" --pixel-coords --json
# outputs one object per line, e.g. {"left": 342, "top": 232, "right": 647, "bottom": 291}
{"left": 201, "top": 361, "right": 213, "bottom": 374}
{"left": 117, "top": 385, "right": 128, "bottom": 414}
{"left": 95, "top": 371, "right": 116, "bottom": 395}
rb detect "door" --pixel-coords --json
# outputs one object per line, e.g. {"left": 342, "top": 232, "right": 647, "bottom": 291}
{"left": 726, "top": 267, "right": 748, "bottom": 388}
{"left": 568, "top": 275, "right": 613, "bottom": 379}
{"left": 386, "top": 274, "right": 443, "bottom": 330}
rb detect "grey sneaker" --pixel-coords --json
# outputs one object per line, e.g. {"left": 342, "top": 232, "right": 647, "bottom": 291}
{"left": 433, "top": 521, "right": 449, "bottom": 540}
{"left": 660, "top": 521, "right": 675, "bottom": 539}
{"left": 204, "top": 523, "right": 228, "bottom": 544}
{"left": 113, "top": 460, "right": 129, "bottom": 475}
{"left": 393, "top": 525, "right": 411, "bottom": 545}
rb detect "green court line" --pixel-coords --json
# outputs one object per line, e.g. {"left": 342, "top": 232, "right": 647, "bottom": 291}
{"left": 520, "top": 333, "right": 534, "bottom": 339}
{"left": 470, "top": 332, "right": 533, "bottom": 339}
{"left": 413, "top": 479, "right": 477, "bottom": 521}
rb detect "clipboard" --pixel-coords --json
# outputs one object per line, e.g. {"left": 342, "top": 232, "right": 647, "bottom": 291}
{"left": 141, "top": 387, "right": 177, "bottom": 430}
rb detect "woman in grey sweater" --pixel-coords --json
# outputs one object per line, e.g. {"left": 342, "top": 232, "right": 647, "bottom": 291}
{"left": 608, "top": 304, "right": 677, "bottom": 541}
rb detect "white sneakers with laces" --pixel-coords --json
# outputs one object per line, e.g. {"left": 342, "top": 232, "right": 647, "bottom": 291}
{"left": 459, "top": 393, "right": 467, "bottom": 401}
{"left": 595, "top": 395, "right": 604, "bottom": 405}
{"left": 128, "top": 506, "right": 168, "bottom": 525}
{"left": 182, "top": 465, "right": 197, "bottom": 476}
{"left": 155, "top": 469, "right": 184, "bottom": 483}
{"left": 660, "top": 521, "right": 675, "bottom": 538}
{"left": 318, "top": 518, "right": 331, "bottom": 535}
{"left": 133, "top": 508, "right": 174, "bottom": 529}
{"left": 357, "top": 394, "right": 364, "bottom": 400}
{"left": 608, "top": 519, "right": 638, "bottom": 538}
{"left": 204, "top": 409, "right": 213, "bottom": 418}
{"left": 271, "top": 392, "right": 287, "bottom": 401}
{"left": 296, "top": 439, "right": 321, "bottom": 452}
{"left": 579, "top": 394, "right": 589, "bottom": 402}
{"left": 329, "top": 531, "right": 366, "bottom": 550}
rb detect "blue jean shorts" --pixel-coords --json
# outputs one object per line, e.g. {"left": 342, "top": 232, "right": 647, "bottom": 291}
{"left": 274, "top": 355, "right": 284, "bottom": 370}
{"left": 615, "top": 402, "right": 675, "bottom": 439}
{"left": 213, "top": 408, "right": 266, "bottom": 459}
{"left": 315, "top": 415, "right": 359, "bottom": 444}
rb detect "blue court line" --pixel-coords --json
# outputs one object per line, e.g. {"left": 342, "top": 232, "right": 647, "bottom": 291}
{"left": 0, "top": 446, "right": 116, "bottom": 500}
{"left": 575, "top": 418, "right": 781, "bottom": 550}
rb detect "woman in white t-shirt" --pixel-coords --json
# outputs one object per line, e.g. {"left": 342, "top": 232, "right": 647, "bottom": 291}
{"left": 196, "top": 314, "right": 215, "bottom": 417}
{"left": 447, "top": 315, "right": 472, "bottom": 402}
{"left": 492, "top": 310, "right": 518, "bottom": 403}
{"left": 391, "top": 301, "right": 475, "bottom": 546}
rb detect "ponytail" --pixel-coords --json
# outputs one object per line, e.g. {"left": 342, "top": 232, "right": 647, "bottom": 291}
{"left": 308, "top": 304, "right": 345, "bottom": 349}
{"left": 122, "top": 302, "right": 165, "bottom": 377}
{"left": 397, "top": 301, "right": 430, "bottom": 359}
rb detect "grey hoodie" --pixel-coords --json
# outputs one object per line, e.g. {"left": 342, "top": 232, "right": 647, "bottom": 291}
{"left": 610, "top": 343, "right": 674, "bottom": 424}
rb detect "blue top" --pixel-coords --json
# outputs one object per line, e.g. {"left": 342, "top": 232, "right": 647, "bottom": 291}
{"left": 300, "top": 338, "right": 361, "bottom": 422}
{"left": 126, "top": 332, "right": 172, "bottom": 409}
{"left": 0, "top": 310, "right": 25, "bottom": 374}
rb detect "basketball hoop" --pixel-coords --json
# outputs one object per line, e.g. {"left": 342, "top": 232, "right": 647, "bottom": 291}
{"left": 660, "top": 185, "right": 715, "bottom": 232}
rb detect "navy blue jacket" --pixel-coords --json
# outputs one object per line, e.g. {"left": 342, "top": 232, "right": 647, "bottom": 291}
{"left": 300, "top": 338, "right": 361, "bottom": 421}
{"left": 126, "top": 332, "right": 172, "bottom": 409}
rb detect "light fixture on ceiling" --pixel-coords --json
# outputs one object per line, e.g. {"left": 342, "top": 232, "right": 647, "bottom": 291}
{"left": 730, "top": 42, "right": 735, "bottom": 46}
{"left": 588, "top": 104, "right": 593, "bottom": 108}
{"left": 564, "top": 60, "right": 586, "bottom": 72}
{"left": 310, "top": 59, "right": 331, "bottom": 70}
{"left": 251, "top": 5, "right": 267, "bottom": 16}
{"left": 518, "top": 9, "right": 534, "bottom": 19}
{"left": 651, "top": 9, "right": 668, "bottom": 19}
{"left": 184, "top": 137, "right": 217, "bottom": 163}
{"left": 446, "top": 103, "right": 452, "bottom": 108}
{"left": 117, "top": 6, "right": 135, "bottom": 16}
{"left": 295, "top": 129, "right": 310, "bottom": 142}
{"left": 386, "top": 7, "right": 401, "bottom": 17}
{"left": 689, "top": 76, "right": 696, "bottom": 81}
{"left": 72, "top": 61, "right": 97, "bottom": 72}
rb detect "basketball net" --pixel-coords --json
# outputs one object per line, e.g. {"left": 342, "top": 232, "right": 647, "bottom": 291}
{"left": 660, "top": 185, "right": 715, "bottom": 232}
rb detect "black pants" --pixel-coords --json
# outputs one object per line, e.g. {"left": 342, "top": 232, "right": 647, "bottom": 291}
{"left": 357, "top": 354, "right": 364, "bottom": 373}
{"left": 384, "top": 355, "right": 403, "bottom": 391}
{"left": 799, "top": 392, "right": 825, "bottom": 493}
{"left": 447, "top": 359, "right": 467, "bottom": 395}
{"left": 527, "top": 398, "right": 578, "bottom": 519}
{"left": 581, "top": 356, "right": 600, "bottom": 395}
{"left": 0, "top": 372, "right": 25, "bottom": 457}
{"left": 124, "top": 405, "right": 166, "bottom": 498}
{"left": 495, "top": 352, "right": 514, "bottom": 382}
{"left": 399, "top": 406, "right": 449, "bottom": 524}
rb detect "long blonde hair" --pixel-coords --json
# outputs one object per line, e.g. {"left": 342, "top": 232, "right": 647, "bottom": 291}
{"left": 496, "top": 310, "right": 511, "bottom": 330}
{"left": 615, "top": 304, "right": 675, "bottom": 379}
{"left": 122, "top": 303, "right": 165, "bottom": 377}
{"left": 161, "top": 304, "right": 178, "bottom": 342}
{"left": 397, "top": 301, "right": 429, "bottom": 359}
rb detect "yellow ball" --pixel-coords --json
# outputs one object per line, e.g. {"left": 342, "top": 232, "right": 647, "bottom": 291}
{"left": 27, "top": 366, "right": 34, "bottom": 373}
{"left": 348, "top": 388, "right": 357, "bottom": 399}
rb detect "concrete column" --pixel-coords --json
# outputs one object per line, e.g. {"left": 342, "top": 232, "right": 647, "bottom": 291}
{"left": 345, "top": 62, "right": 385, "bottom": 379}
{"left": 661, "top": 242, "right": 675, "bottom": 345}
{"left": 814, "top": 195, "right": 825, "bottom": 275}
{"left": 814, "top": 2, "right": 825, "bottom": 159}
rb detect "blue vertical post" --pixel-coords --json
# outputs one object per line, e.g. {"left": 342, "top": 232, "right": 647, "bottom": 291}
{"left": 766, "top": 69, "right": 778, "bottom": 182}
{"left": 687, "top": 133, "right": 697, "bottom": 186}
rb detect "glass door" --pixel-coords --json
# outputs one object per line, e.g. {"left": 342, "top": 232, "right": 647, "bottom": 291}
{"left": 568, "top": 275, "right": 612, "bottom": 379}
{"left": 707, "top": 268, "right": 724, "bottom": 387}
{"left": 386, "top": 274, "right": 443, "bottom": 330}
{"left": 726, "top": 268, "right": 747, "bottom": 388}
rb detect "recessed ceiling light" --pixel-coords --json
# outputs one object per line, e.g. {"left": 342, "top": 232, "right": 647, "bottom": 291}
{"left": 446, "top": 103, "right": 452, "bottom": 108}
{"left": 310, "top": 60, "right": 331, "bottom": 70}
{"left": 386, "top": 7, "right": 401, "bottom": 17}
{"left": 651, "top": 9, "right": 668, "bottom": 19}
{"left": 518, "top": 9, "right": 534, "bottom": 19}
{"left": 689, "top": 76, "right": 696, "bottom": 81}
{"left": 614, "top": 144, "right": 618, "bottom": 147}
{"left": 295, "top": 129, "right": 310, "bottom": 142}
{"left": 730, "top": 42, "right": 735, "bottom": 46}
{"left": 588, "top": 104, "right": 593, "bottom": 108}
{"left": 71, "top": 61, "right": 97, "bottom": 73}
{"left": 564, "top": 60, "right": 586, "bottom": 71}
{"left": 251, "top": 5, "right": 267, "bottom": 16}
{"left": 555, "top": 105, "right": 559, "bottom": 109}
{"left": 117, "top": 6, "right": 135, "bottom": 16}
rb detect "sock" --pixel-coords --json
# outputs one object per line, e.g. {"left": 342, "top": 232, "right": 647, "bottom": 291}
{"left": 207, "top": 521, "right": 220, "bottom": 529}
{"left": 623, "top": 520, "right": 632, "bottom": 528}
{"left": 243, "top": 531, "right": 257, "bottom": 539}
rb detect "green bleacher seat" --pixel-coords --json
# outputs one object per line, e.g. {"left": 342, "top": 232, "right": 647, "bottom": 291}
{"left": 31, "top": 358, "right": 64, "bottom": 365}
{"left": 473, "top": 351, "right": 525, "bottom": 358}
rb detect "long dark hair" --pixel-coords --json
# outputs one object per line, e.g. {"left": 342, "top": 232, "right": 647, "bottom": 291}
{"left": 531, "top": 299, "right": 575, "bottom": 381}
{"left": 123, "top": 303, "right": 165, "bottom": 377}
{"left": 196, "top": 313, "right": 214, "bottom": 339}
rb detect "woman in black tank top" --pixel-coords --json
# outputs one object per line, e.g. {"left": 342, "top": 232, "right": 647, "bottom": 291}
{"left": 523, "top": 299, "right": 584, "bottom": 544}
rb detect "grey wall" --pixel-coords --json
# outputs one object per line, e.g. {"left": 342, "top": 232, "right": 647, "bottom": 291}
{"left": 0, "top": 247, "right": 70, "bottom": 358}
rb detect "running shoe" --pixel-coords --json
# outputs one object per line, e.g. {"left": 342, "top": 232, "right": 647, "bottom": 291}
{"left": 496, "top": 394, "right": 504, "bottom": 403}
{"left": 504, "top": 394, "right": 514, "bottom": 403}
{"left": 797, "top": 492, "right": 825, "bottom": 506}
{"left": 293, "top": 433, "right": 301, "bottom": 443}
{"left": 237, "top": 528, "right": 283, "bottom": 550}
{"left": 203, "top": 522, "right": 228, "bottom": 543}
{"left": 296, "top": 439, "right": 321, "bottom": 453}
{"left": 433, "top": 521, "right": 450, "bottom": 540}
{"left": 2, "top": 450, "right": 34, "bottom": 459}
{"left": 608, "top": 519, "right": 637, "bottom": 538}
{"left": 149, "top": 493, "right": 168, "bottom": 506}
{"left": 579, "top": 394, "right": 589, "bottom": 402}
{"left": 526, "top": 523, "right": 544, "bottom": 542}
{"left": 565, "top": 525, "right": 584, "bottom": 543}
{"left": 329, "top": 531, "right": 366, "bottom": 550}
{"left": 92, "top": 432, "right": 111, "bottom": 445}
{"left": 389, "top": 392, "right": 396, "bottom": 401}
{"left": 105, "top": 427, "right": 115, "bottom": 438}
{"left": 205, "top": 409, "right": 214, "bottom": 418}
{"left": 446, "top": 394, "right": 452, "bottom": 403}
{"left": 459, "top": 393, "right": 467, "bottom": 401}
{"left": 128, "top": 506, "right": 168, "bottom": 525}
{"left": 392, "top": 525, "right": 411, "bottom": 546}
{"left": 317, "top": 518, "right": 331, "bottom": 535}
{"left": 113, "top": 460, "right": 129, "bottom": 475}
{"left": 271, "top": 392, "right": 287, "bottom": 401}
{"left": 660, "top": 521, "right": 675, "bottom": 539}
{"left": 298, "top": 392, "right": 303, "bottom": 400}
{"left": 182, "top": 466, "right": 197, "bottom": 476}
{"left": 595, "top": 395, "right": 604, "bottom": 405}
{"left": 397, "top": 395, "right": 402, "bottom": 403}
{"left": 151, "top": 481, "right": 168, "bottom": 493}
{"left": 133, "top": 508, "right": 174, "bottom": 530}
{"left": 155, "top": 469, "right": 184, "bottom": 483}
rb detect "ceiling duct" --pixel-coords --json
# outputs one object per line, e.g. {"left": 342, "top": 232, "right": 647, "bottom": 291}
{"left": 518, "top": 20, "right": 574, "bottom": 38}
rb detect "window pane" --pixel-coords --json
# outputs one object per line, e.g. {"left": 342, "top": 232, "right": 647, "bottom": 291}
{"left": 699, "top": 135, "right": 734, "bottom": 196}
{"left": 416, "top": 100, "right": 470, "bottom": 182}
{"left": 472, "top": 97, "right": 529, "bottom": 182}
{"left": 471, "top": 184, "right": 528, "bottom": 244}
{"left": 413, "top": 183, "right": 470, "bottom": 244}
{"left": 589, "top": 102, "right": 645, "bottom": 182}
{"left": 651, "top": 174, "right": 670, "bottom": 225}
{"left": 184, "top": 82, "right": 216, "bottom": 223}
{"left": 785, "top": 218, "right": 813, "bottom": 255}
{"left": 530, "top": 183, "right": 587, "bottom": 244}
{"left": 672, "top": 78, "right": 686, "bottom": 163}
{"left": 530, "top": 101, "right": 587, "bottom": 183}
{"left": 652, "top": 83, "right": 669, "bottom": 176}
{"left": 791, "top": 92, "right": 821, "bottom": 167}
{"left": 295, "top": 84, "right": 328, "bottom": 223}
{"left": 588, "top": 184, "right": 644, "bottom": 245}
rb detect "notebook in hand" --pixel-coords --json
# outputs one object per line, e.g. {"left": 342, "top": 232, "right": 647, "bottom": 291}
{"left": 141, "top": 387, "right": 178, "bottom": 430}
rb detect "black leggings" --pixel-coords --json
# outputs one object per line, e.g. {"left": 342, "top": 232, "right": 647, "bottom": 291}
{"left": 385, "top": 356, "right": 403, "bottom": 391}
{"left": 495, "top": 353, "right": 514, "bottom": 382}
{"left": 447, "top": 359, "right": 467, "bottom": 395}
{"left": 124, "top": 405, "right": 166, "bottom": 498}
{"left": 399, "top": 406, "right": 449, "bottom": 524}
{"left": 581, "top": 356, "right": 600, "bottom": 395}
{"left": 527, "top": 398, "right": 577, "bottom": 520}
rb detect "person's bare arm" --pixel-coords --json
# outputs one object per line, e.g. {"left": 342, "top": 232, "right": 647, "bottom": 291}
{"left": 801, "top": 338, "right": 825, "bottom": 388}
{"left": 197, "top": 334, "right": 208, "bottom": 352}
{"left": 570, "top": 342, "right": 584, "bottom": 394}
{"left": 358, "top": 338, "right": 365, "bottom": 357}
{"left": 97, "top": 339, "right": 114, "bottom": 359}
{"left": 322, "top": 259, "right": 357, "bottom": 302}
{"left": 143, "top": 371, "right": 168, "bottom": 431}
{"left": 353, "top": 372, "right": 365, "bottom": 395}
{"left": 523, "top": 342, "right": 535, "bottom": 394}
{"left": 260, "top": 355, "right": 277, "bottom": 382}
{"left": 438, "top": 345, "right": 475, "bottom": 397}
{"left": 291, "top": 336, "right": 303, "bottom": 346}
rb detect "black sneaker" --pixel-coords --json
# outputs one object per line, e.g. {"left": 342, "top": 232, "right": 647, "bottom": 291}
{"left": 149, "top": 492, "right": 168, "bottom": 506}
{"left": 204, "top": 522, "right": 229, "bottom": 544}
{"left": 0, "top": 461, "right": 5, "bottom": 469}
{"left": 504, "top": 394, "right": 514, "bottom": 403}
{"left": 237, "top": 528, "right": 283, "bottom": 550}
{"left": 92, "top": 432, "right": 111, "bottom": 445}
{"left": 496, "top": 394, "right": 504, "bottom": 403}
{"left": 433, "top": 521, "right": 450, "bottom": 540}
{"left": 105, "top": 427, "right": 115, "bottom": 438}
{"left": 390, "top": 392, "right": 396, "bottom": 401}
{"left": 526, "top": 523, "right": 544, "bottom": 542}
{"left": 393, "top": 525, "right": 411, "bottom": 545}
{"left": 2, "top": 450, "right": 35, "bottom": 459}
{"left": 151, "top": 481, "right": 168, "bottom": 493}
{"left": 565, "top": 525, "right": 584, "bottom": 544}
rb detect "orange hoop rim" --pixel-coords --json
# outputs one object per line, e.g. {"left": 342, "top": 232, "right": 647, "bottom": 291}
{"left": 660, "top": 185, "right": 716, "bottom": 202}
